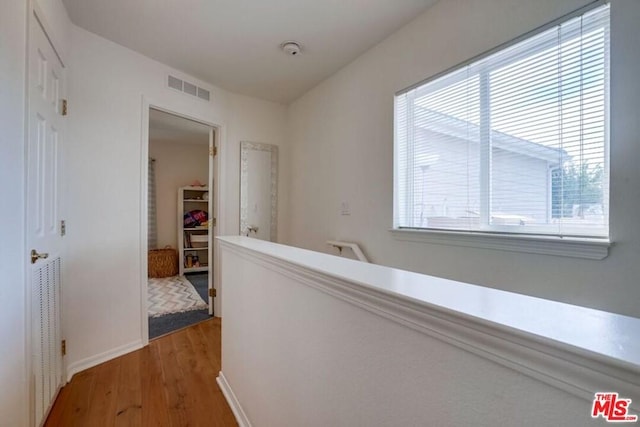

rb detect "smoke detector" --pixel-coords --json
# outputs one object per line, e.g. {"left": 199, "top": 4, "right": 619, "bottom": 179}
{"left": 281, "top": 41, "right": 302, "bottom": 56}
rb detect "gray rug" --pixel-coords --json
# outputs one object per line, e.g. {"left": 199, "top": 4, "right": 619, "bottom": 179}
{"left": 148, "top": 273, "right": 210, "bottom": 339}
{"left": 186, "top": 273, "right": 209, "bottom": 301}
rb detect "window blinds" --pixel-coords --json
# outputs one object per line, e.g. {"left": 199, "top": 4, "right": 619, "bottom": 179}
{"left": 394, "top": 4, "right": 609, "bottom": 238}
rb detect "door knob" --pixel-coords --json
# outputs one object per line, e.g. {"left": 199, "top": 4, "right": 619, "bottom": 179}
{"left": 31, "top": 249, "right": 49, "bottom": 264}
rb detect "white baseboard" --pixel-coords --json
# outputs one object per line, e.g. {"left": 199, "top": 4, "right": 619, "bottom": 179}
{"left": 217, "top": 371, "right": 252, "bottom": 427}
{"left": 65, "top": 340, "right": 143, "bottom": 382}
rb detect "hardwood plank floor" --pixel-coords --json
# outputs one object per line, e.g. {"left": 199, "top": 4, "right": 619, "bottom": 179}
{"left": 45, "top": 318, "right": 237, "bottom": 427}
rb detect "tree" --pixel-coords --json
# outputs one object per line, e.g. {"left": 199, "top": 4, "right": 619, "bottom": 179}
{"left": 551, "top": 162, "right": 604, "bottom": 218}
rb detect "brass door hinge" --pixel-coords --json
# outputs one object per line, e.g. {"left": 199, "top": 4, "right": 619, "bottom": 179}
{"left": 209, "top": 146, "right": 217, "bottom": 157}
{"left": 61, "top": 340, "right": 66, "bottom": 356}
{"left": 209, "top": 288, "right": 217, "bottom": 298}
{"left": 61, "top": 99, "right": 68, "bottom": 116}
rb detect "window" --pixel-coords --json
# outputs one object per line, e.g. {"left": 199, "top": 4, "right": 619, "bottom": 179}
{"left": 394, "top": 4, "right": 609, "bottom": 239}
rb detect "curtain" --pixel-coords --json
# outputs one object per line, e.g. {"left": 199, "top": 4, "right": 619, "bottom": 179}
{"left": 148, "top": 157, "right": 158, "bottom": 250}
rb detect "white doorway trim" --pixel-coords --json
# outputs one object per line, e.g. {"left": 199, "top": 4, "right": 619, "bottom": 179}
{"left": 31, "top": 0, "right": 67, "bottom": 67}
{"left": 139, "top": 96, "right": 226, "bottom": 346}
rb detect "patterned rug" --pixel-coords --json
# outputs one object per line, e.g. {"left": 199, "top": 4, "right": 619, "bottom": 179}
{"left": 148, "top": 275, "right": 208, "bottom": 318}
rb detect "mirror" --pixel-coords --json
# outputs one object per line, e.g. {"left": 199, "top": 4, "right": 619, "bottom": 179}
{"left": 240, "top": 141, "right": 278, "bottom": 241}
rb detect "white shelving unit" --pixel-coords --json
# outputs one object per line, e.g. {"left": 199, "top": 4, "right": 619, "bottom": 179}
{"left": 178, "top": 186, "right": 210, "bottom": 275}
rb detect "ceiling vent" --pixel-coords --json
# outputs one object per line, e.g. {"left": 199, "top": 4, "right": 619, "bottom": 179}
{"left": 167, "top": 75, "right": 210, "bottom": 102}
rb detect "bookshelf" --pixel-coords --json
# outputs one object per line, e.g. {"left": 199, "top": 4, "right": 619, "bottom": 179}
{"left": 178, "top": 186, "right": 210, "bottom": 275}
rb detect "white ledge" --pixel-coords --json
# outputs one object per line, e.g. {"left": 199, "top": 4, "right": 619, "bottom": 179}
{"left": 218, "top": 236, "right": 640, "bottom": 408}
{"left": 390, "top": 228, "right": 611, "bottom": 259}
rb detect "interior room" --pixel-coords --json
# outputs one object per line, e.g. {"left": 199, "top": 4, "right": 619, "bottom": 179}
{"left": 147, "top": 108, "right": 213, "bottom": 339}
{"left": 2, "top": 0, "right": 640, "bottom": 426}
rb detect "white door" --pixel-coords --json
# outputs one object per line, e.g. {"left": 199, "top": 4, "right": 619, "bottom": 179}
{"left": 27, "top": 11, "right": 65, "bottom": 426}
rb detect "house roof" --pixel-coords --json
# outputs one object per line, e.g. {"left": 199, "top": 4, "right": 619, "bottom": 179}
{"left": 414, "top": 107, "right": 568, "bottom": 165}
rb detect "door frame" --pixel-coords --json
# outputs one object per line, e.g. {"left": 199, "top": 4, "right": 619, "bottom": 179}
{"left": 139, "top": 97, "right": 226, "bottom": 346}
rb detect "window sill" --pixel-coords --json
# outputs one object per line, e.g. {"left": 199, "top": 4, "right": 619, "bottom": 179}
{"left": 389, "top": 228, "right": 611, "bottom": 260}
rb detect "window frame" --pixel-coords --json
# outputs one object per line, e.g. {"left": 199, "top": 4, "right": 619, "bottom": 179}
{"left": 392, "top": 0, "right": 611, "bottom": 259}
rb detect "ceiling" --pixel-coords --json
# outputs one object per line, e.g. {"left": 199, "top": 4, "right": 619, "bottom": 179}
{"left": 149, "top": 108, "right": 211, "bottom": 145}
{"left": 61, "top": 0, "right": 437, "bottom": 104}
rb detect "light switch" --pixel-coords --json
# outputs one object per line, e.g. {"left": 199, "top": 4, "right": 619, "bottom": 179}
{"left": 341, "top": 202, "right": 351, "bottom": 216}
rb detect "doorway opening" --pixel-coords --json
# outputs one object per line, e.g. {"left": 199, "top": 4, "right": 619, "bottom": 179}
{"left": 146, "top": 108, "right": 217, "bottom": 339}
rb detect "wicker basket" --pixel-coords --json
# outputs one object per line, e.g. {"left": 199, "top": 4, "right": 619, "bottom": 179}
{"left": 148, "top": 246, "right": 178, "bottom": 278}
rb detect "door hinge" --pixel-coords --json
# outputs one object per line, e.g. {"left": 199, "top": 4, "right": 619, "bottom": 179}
{"left": 209, "top": 146, "right": 217, "bottom": 157}
{"left": 60, "top": 220, "right": 66, "bottom": 236}
{"left": 209, "top": 288, "right": 217, "bottom": 298}
{"left": 212, "top": 218, "right": 217, "bottom": 227}
{"left": 61, "top": 99, "right": 68, "bottom": 116}
{"left": 61, "top": 340, "right": 66, "bottom": 356}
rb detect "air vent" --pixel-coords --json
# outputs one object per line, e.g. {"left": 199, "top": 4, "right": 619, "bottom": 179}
{"left": 167, "top": 75, "right": 211, "bottom": 102}
{"left": 197, "top": 88, "right": 210, "bottom": 101}
{"left": 183, "top": 81, "right": 197, "bottom": 96}
{"left": 168, "top": 75, "right": 183, "bottom": 91}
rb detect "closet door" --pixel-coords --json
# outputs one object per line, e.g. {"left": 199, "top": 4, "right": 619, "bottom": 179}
{"left": 27, "top": 8, "right": 66, "bottom": 425}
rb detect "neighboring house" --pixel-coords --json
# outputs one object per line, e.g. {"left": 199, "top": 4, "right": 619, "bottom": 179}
{"left": 408, "top": 108, "right": 566, "bottom": 228}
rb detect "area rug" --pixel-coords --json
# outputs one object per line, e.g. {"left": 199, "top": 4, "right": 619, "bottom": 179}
{"left": 148, "top": 275, "right": 208, "bottom": 318}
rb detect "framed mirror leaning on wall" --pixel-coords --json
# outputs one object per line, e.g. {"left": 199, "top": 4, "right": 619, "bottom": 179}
{"left": 240, "top": 141, "right": 278, "bottom": 242}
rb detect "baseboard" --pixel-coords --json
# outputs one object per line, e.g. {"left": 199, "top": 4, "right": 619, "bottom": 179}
{"left": 217, "top": 371, "right": 252, "bottom": 427}
{"left": 65, "top": 340, "right": 143, "bottom": 382}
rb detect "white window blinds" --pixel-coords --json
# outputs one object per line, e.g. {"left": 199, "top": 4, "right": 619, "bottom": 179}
{"left": 394, "top": 4, "right": 609, "bottom": 238}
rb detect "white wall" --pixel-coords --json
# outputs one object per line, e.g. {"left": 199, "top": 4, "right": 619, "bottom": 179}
{"left": 228, "top": 94, "right": 290, "bottom": 244}
{"left": 286, "top": 0, "right": 640, "bottom": 319}
{"left": 0, "top": 1, "right": 28, "bottom": 425}
{"left": 149, "top": 140, "right": 209, "bottom": 249}
{"left": 64, "top": 24, "right": 287, "bottom": 374}
{"left": 219, "top": 239, "right": 603, "bottom": 426}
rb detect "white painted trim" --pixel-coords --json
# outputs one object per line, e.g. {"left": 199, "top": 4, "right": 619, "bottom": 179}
{"left": 31, "top": 0, "right": 66, "bottom": 67}
{"left": 213, "top": 123, "right": 226, "bottom": 318}
{"left": 21, "top": 9, "right": 33, "bottom": 426}
{"left": 218, "top": 238, "right": 640, "bottom": 410}
{"left": 140, "top": 99, "right": 151, "bottom": 347}
{"left": 390, "top": 228, "right": 611, "bottom": 260}
{"left": 217, "top": 372, "right": 253, "bottom": 427}
{"left": 139, "top": 96, "right": 227, "bottom": 344}
{"left": 66, "top": 340, "right": 143, "bottom": 382}
{"left": 24, "top": 9, "right": 33, "bottom": 427}
{"left": 208, "top": 128, "right": 214, "bottom": 315}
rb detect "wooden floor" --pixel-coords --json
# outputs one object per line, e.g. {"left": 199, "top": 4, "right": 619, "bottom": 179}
{"left": 45, "top": 318, "right": 237, "bottom": 426}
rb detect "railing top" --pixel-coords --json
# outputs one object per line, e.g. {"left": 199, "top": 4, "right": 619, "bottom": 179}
{"left": 218, "top": 236, "right": 640, "bottom": 373}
